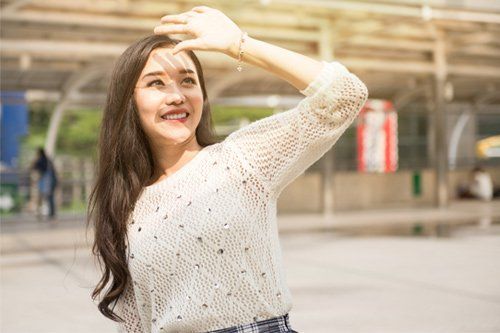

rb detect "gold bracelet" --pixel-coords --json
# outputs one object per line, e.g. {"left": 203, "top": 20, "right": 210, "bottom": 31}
{"left": 237, "top": 31, "right": 248, "bottom": 72}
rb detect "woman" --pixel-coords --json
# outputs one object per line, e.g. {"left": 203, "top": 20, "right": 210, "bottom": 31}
{"left": 88, "top": 5, "right": 368, "bottom": 333}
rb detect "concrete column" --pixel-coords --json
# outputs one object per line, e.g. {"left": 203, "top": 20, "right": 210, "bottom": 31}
{"left": 45, "top": 100, "right": 69, "bottom": 158}
{"left": 433, "top": 31, "right": 449, "bottom": 208}
{"left": 426, "top": 83, "right": 436, "bottom": 169}
{"left": 54, "top": 157, "right": 63, "bottom": 210}
{"left": 319, "top": 19, "right": 335, "bottom": 218}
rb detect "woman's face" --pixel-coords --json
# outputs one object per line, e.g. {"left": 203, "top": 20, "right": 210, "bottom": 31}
{"left": 134, "top": 47, "right": 204, "bottom": 148}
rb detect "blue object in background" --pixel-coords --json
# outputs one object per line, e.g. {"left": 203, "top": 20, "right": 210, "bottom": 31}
{"left": 1, "top": 91, "right": 29, "bottom": 168}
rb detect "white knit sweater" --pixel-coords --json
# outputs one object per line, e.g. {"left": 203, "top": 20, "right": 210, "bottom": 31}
{"left": 116, "top": 60, "right": 368, "bottom": 333}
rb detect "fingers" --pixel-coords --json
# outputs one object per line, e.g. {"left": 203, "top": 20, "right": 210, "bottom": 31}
{"left": 154, "top": 24, "right": 191, "bottom": 35}
{"left": 191, "top": 6, "right": 212, "bottom": 13}
{"left": 160, "top": 14, "right": 188, "bottom": 24}
{"left": 160, "top": 6, "right": 212, "bottom": 23}
{"left": 160, "top": 10, "right": 195, "bottom": 24}
{"left": 172, "top": 39, "right": 202, "bottom": 55}
{"left": 156, "top": 6, "right": 214, "bottom": 44}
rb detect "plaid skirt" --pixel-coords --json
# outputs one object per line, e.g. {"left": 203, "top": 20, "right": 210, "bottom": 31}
{"left": 206, "top": 314, "right": 297, "bottom": 333}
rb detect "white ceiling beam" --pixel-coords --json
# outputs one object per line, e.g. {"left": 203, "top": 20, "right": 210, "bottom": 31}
{"left": 342, "top": 58, "right": 434, "bottom": 74}
{"left": 450, "top": 45, "right": 500, "bottom": 58}
{"left": 337, "top": 36, "right": 434, "bottom": 51}
{"left": 432, "top": 8, "right": 500, "bottom": 25}
{"left": 4, "top": 0, "right": 500, "bottom": 32}
{"left": 1, "top": 5, "right": 319, "bottom": 30}
{"left": 1, "top": 0, "right": 33, "bottom": 14}
{"left": 1, "top": 58, "right": 85, "bottom": 71}
{"left": 1, "top": 39, "right": 129, "bottom": 58}
{"left": 214, "top": 94, "right": 304, "bottom": 109}
{"left": 22, "top": 0, "right": 179, "bottom": 14}
{"left": 25, "top": 90, "right": 106, "bottom": 103}
{"left": 0, "top": 10, "right": 159, "bottom": 30}
{"left": 21, "top": 0, "right": 320, "bottom": 27}
{"left": 0, "top": 38, "right": 243, "bottom": 68}
{"left": 3, "top": 39, "right": 500, "bottom": 78}
{"left": 448, "top": 64, "right": 500, "bottom": 79}
{"left": 448, "top": 31, "right": 500, "bottom": 45}
{"left": 336, "top": 35, "right": 500, "bottom": 56}
{"left": 0, "top": 11, "right": 319, "bottom": 42}
{"left": 272, "top": 0, "right": 500, "bottom": 24}
{"left": 7, "top": 36, "right": 499, "bottom": 62}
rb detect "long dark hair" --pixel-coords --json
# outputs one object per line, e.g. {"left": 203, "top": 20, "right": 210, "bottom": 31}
{"left": 87, "top": 34, "right": 219, "bottom": 322}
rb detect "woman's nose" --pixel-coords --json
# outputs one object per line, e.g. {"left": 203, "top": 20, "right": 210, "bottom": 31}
{"left": 165, "top": 92, "right": 185, "bottom": 104}
{"left": 162, "top": 84, "right": 186, "bottom": 104}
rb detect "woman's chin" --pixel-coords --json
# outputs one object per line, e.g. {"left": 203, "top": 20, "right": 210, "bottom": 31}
{"left": 159, "top": 133, "right": 194, "bottom": 146}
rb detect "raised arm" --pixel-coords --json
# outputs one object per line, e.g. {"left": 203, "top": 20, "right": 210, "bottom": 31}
{"left": 154, "top": 6, "right": 368, "bottom": 197}
{"left": 223, "top": 60, "right": 368, "bottom": 197}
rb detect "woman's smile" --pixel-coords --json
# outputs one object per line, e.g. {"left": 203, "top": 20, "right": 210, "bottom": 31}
{"left": 160, "top": 112, "right": 190, "bottom": 122}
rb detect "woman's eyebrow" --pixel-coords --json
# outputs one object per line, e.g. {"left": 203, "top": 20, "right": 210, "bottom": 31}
{"left": 141, "top": 69, "right": 195, "bottom": 80}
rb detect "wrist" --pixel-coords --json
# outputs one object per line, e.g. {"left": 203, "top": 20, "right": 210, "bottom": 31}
{"left": 227, "top": 30, "right": 246, "bottom": 59}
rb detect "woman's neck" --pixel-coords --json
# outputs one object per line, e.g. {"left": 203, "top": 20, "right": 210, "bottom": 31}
{"left": 149, "top": 138, "right": 203, "bottom": 185}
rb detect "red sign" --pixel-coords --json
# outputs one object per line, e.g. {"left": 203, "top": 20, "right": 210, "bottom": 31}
{"left": 357, "top": 99, "right": 398, "bottom": 173}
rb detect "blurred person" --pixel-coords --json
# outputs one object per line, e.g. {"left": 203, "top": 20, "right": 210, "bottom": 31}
{"left": 88, "top": 5, "right": 368, "bottom": 333}
{"left": 30, "top": 147, "right": 58, "bottom": 220}
{"left": 469, "top": 166, "right": 493, "bottom": 201}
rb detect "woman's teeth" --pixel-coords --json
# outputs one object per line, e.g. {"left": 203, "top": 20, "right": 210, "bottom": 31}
{"left": 163, "top": 112, "right": 188, "bottom": 120}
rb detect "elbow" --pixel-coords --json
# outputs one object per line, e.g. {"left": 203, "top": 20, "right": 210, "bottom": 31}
{"left": 349, "top": 73, "right": 369, "bottom": 106}
{"left": 305, "top": 67, "right": 369, "bottom": 124}
{"left": 338, "top": 73, "right": 369, "bottom": 116}
{"left": 360, "top": 81, "right": 369, "bottom": 103}
{"left": 329, "top": 73, "right": 368, "bottom": 123}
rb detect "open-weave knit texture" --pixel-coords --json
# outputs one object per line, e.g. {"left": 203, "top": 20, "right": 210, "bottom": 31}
{"left": 116, "top": 60, "right": 368, "bottom": 333}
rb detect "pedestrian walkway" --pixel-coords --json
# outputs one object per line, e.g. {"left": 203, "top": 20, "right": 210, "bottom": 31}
{"left": 1, "top": 201, "right": 499, "bottom": 332}
{"left": 278, "top": 200, "right": 500, "bottom": 234}
{"left": 2, "top": 200, "right": 499, "bottom": 254}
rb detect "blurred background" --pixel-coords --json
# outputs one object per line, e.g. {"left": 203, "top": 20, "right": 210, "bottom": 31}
{"left": 1, "top": 0, "right": 499, "bottom": 332}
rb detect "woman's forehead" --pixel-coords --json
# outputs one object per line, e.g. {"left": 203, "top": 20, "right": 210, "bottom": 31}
{"left": 141, "top": 47, "right": 196, "bottom": 77}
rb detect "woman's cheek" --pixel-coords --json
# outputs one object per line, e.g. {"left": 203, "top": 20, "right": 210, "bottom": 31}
{"left": 139, "top": 94, "right": 162, "bottom": 121}
{"left": 187, "top": 92, "right": 204, "bottom": 112}
{"left": 135, "top": 103, "right": 157, "bottom": 130}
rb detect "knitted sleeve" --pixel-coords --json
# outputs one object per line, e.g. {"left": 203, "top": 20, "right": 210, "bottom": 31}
{"left": 223, "top": 61, "right": 369, "bottom": 197}
{"left": 116, "top": 280, "right": 143, "bottom": 333}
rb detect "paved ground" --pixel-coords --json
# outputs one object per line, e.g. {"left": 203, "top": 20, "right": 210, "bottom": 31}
{"left": 1, "top": 201, "right": 500, "bottom": 333}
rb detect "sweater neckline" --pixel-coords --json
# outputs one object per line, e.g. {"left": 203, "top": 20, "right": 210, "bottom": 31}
{"left": 143, "top": 143, "right": 215, "bottom": 193}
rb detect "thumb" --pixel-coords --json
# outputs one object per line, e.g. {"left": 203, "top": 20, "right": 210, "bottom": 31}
{"left": 173, "top": 39, "right": 200, "bottom": 55}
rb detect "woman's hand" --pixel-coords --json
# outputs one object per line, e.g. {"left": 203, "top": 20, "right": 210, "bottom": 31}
{"left": 154, "top": 6, "right": 242, "bottom": 57}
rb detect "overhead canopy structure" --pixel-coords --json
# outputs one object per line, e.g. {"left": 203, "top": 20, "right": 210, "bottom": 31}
{"left": 2, "top": 0, "right": 500, "bottom": 102}
{"left": 1, "top": 0, "right": 500, "bottom": 209}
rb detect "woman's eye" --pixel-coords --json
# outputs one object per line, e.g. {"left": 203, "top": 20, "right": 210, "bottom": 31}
{"left": 183, "top": 77, "right": 197, "bottom": 85}
{"left": 148, "top": 80, "right": 164, "bottom": 87}
{"left": 147, "top": 77, "right": 196, "bottom": 88}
